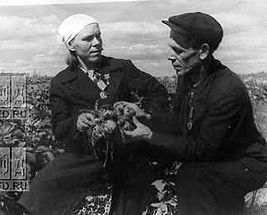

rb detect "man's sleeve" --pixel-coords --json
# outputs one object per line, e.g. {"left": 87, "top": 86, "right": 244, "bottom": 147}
{"left": 148, "top": 110, "right": 182, "bottom": 133}
{"left": 149, "top": 87, "right": 248, "bottom": 161}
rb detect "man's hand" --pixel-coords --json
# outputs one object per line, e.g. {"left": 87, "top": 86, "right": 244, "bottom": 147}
{"left": 123, "top": 117, "right": 153, "bottom": 143}
{"left": 114, "top": 101, "right": 151, "bottom": 119}
{"left": 77, "top": 112, "right": 96, "bottom": 132}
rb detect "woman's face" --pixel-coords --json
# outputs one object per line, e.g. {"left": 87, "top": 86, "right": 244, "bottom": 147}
{"left": 70, "top": 23, "right": 103, "bottom": 64}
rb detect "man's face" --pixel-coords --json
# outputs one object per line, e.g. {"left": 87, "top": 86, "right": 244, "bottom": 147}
{"left": 70, "top": 23, "right": 103, "bottom": 64}
{"left": 168, "top": 33, "right": 201, "bottom": 76}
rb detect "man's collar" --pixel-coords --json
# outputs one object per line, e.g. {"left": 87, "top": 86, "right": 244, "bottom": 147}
{"left": 183, "top": 55, "right": 222, "bottom": 89}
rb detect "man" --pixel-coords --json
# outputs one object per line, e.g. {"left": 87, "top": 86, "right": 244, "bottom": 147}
{"left": 122, "top": 12, "right": 267, "bottom": 215}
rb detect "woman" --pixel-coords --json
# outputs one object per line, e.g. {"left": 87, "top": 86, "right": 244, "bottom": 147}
{"left": 18, "top": 14, "right": 168, "bottom": 215}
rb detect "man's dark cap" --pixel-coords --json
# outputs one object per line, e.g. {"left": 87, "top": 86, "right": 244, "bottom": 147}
{"left": 162, "top": 12, "right": 223, "bottom": 50}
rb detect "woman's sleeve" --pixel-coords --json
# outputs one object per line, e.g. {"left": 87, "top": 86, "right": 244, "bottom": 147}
{"left": 124, "top": 60, "right": 169, "bottom": 114}
{"left": 50, "top": 79, "right": 81, "bottom": 146}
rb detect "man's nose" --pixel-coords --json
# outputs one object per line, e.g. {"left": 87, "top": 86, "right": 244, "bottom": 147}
{"left": 168, "top": 54, "right": 176, "bottom": 63}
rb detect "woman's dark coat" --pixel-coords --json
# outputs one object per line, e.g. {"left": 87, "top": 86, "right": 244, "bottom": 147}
{"left": 19, "top": 56, "right": 168, "bottom": 215}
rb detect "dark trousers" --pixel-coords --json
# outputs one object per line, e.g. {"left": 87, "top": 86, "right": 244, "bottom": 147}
{"left": 174, "top": 159, "right": 266, "bottom": 215}
{"left": 18, "top": 153, "right": 107, "bottom": 215}
{"left": 110, "top": 154, "right": 154, "bottom": 215}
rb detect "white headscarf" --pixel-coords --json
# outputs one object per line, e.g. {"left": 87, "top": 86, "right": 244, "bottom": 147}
{"left": 58, "top": 14, "right": 99, "bottom": 45}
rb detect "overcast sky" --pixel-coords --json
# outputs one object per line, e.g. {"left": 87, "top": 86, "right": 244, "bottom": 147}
{"left": 0, "top": 0, "right": 266, "bottom": 77}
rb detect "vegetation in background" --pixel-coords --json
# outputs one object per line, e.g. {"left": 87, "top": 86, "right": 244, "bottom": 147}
{"left": 0, "top": 73, "right": 266, "bottom": 213}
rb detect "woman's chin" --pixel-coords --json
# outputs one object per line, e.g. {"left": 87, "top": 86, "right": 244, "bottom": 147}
{"left": 87, "top": 55, "right": 102, "bottom": 64}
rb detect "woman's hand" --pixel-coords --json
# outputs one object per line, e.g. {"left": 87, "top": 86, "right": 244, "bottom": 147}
{"left": 114, "top": 101, "right": 151, "bottom": 119}
{"left": 76, "top": 112, "right": 96, "bottom": 132}
{"left": 123, "top": 117, "right": 153, "bottom": 142}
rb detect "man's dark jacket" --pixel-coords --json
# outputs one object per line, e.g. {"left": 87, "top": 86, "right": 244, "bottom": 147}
{"left": 152, "top": 58, "right": 267, "bottom": 163}
{"left": 149, "top": 58, "right": 267, "bottom": 214}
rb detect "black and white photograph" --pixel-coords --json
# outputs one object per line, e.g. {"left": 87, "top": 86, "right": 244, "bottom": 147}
{"left": 0, "top": 0, "right": 267, "bottom": 214}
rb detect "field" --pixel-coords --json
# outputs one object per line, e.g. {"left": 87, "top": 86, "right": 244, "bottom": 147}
{"left": 0, "top": 72, "right": 267, "bottom": 214}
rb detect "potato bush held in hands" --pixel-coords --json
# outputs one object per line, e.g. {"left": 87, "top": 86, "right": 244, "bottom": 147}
{"left": 86, "top": 104, "right": 137, "bottom": 166}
